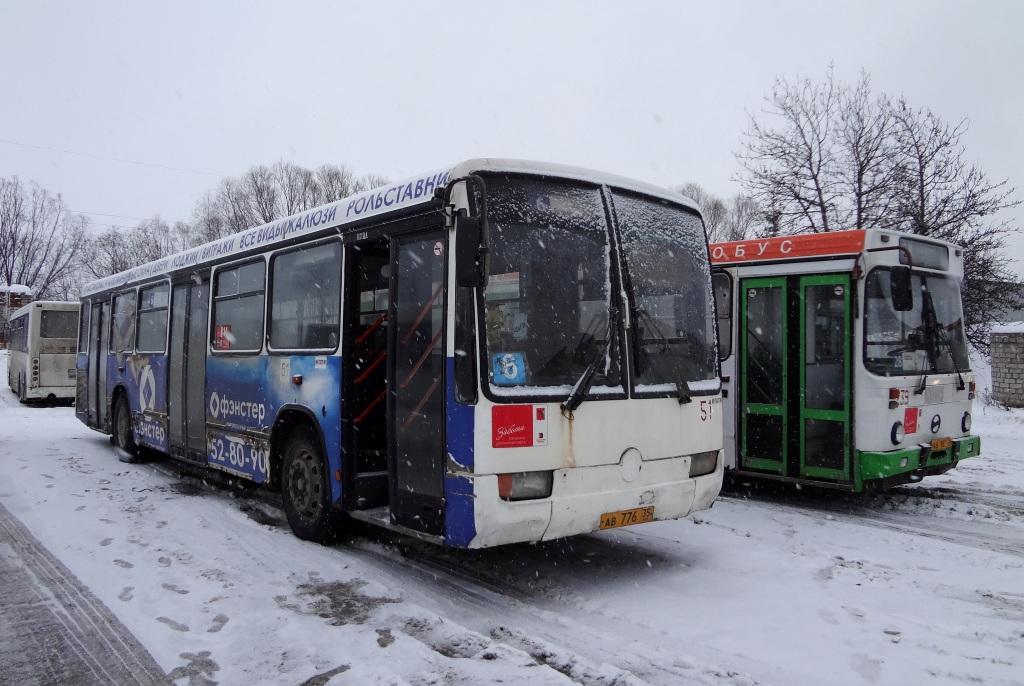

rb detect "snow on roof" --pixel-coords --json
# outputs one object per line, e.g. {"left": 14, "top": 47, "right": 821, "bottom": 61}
{"left": 0, "top": 284, "right": 33, "bottom": 295}
{"left": 80, "top": 159, "right": 698, "bottom": 298}
{"left": 992, "top": 322, "right": 1024, "bottom": 335}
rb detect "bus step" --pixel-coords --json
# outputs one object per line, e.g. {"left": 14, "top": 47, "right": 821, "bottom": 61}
{"left": 348, "top": 507, "right": 444, "bottom": 545}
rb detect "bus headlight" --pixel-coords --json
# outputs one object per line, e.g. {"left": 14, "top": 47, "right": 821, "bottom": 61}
{"left": 891, "top": 422, "right": 905, "bottom": 446}
{"left": 689, "top": 451, "right": 719, "bottom": 478}
{"left": 961, "top": 412, "right": 971, "bottom": 433}
{"left": 497, "top": 471, "right": 553, "bottom": 501}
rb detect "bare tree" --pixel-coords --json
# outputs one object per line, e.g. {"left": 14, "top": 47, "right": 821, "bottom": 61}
{"left": 723, "top": 194, "right": 763, "bottom": 242}
{"left": 0, "top": 176, "right": 86, "bottom": 299}
{"left": 678, "top": 182, "right": 728, "bottom": 241}
{"left": 737, "top": 68, "right": 1021, "bottom": 350}
{"left": 836, "top": 72, "right": 898, "bottom": 230}
{"left": 737, "top": 67, "right": 842, "bottom": 233}
{"left": 677, "top": 182, "right": 762, "bottom": 242}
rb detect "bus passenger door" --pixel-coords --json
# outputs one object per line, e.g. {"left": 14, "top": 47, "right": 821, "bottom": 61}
{"left": 739, "top": 277, "right": 787, "bottom": 474}
{"left": 798, "top": 275, "right": 851, "bottom": 480}
{"left": 88, "top": 302, "right": 107, "bottom": 427}
{"left": 168, "top": 279, "right": 209, "bottom": 463}
{"left": 389, "top": 231, "right": 447, "bottom": 535}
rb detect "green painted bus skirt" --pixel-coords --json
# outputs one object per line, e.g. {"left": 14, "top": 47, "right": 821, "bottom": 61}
{"left": 858, "top": 435, "right": 981, "bottom": 484}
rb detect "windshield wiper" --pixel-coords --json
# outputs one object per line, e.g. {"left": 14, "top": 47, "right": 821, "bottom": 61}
{"left": 561, "top": 305, "right": 618, "bottom": 416}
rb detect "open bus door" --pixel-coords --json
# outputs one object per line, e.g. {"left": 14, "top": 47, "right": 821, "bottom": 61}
{"left": 388, "top": 230, "right": 448, "bottom": 534}
{"left": 739, "top": 274, "right": 852, "bottom": 483}
{"left": 88, "top": 300, "right": 108, "bottom": 428}
{"left": 343, "top": 221, "right": 448, "bottom": 538}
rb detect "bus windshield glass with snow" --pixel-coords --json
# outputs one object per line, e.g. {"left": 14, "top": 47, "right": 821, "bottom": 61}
{"left": 6, "top": 301, "right": 80, "bottom": 403}
{"left": 74, "top": 160, "right": 723, "bottom": 547}
{"left": 712, "top": 229, "right": 980, "bottom": 492}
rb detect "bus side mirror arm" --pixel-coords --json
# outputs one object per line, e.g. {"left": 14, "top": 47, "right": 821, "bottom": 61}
{"left": 455, "top": 210, "right": 485, "bottom": 288}
{"left": 442, "top": 174, "right": 490, "bottom": 289}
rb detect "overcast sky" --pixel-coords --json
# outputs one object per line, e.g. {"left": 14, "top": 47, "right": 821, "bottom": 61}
{"left": 1, "top": 0, "right": 1022, "bottom": 268}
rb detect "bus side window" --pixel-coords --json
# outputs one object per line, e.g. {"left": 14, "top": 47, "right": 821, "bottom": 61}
{"left": 78, "top": 302, "right": 90, "bottom": 353}
{"left": 712, "top": 271, "right": 732, "bottom": 360}
{"left": 137, "top": 283, "right": 170, "bottom": 353}
{"left": 212, "top": 260, "right": 266, "bottom": 352}
{"left": 110, "top": 291, "right": 137, "bottom": 353}
{"left": 269, "top": 242, "right": 341, "bottom": 351}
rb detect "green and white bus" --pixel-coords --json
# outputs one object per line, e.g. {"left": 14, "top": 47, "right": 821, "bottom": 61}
{"left": 712, "top": 229, "right": 980, "bottom": 492}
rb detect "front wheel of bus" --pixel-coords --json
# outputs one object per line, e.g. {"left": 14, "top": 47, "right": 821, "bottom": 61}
{"left": 113, "top": 395, "right": 138, "bottom": 459}
{"left": 282, "top": 426, "right": 338, "bottom": 544}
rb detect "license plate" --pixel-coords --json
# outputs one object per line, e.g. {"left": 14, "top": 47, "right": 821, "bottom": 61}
{"left": 931, "top": 437, "right": 952, "bottom": 451}
{"left": 599, "top": 506, "right": 654, "bottom": 530}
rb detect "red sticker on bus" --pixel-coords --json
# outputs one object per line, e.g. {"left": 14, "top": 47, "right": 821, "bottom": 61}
{"left": 492, "top": 405, "right": 534, "bottom": 448}
{"left": 904, "top": 407, "right": 919, "bottom": 434}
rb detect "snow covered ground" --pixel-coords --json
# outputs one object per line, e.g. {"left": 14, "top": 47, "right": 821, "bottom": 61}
{"left": 0, "top": 348, "right": 1021, "bottom": 686}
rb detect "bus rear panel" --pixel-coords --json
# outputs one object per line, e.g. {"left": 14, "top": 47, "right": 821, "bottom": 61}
{"left": 7, "top": 301, "right": 79, "bottom": 403}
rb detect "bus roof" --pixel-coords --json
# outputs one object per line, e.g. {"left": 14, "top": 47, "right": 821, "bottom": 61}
{"left": 80, "top": 158, "right": 699, "bottom": 298}
{"left": 8, "top": 301, "right": 78, "bottom": 320}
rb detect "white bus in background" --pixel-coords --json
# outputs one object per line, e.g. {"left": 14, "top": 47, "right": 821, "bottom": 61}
{"left": 6, "top": 301, "right": 80, "bottom": 403}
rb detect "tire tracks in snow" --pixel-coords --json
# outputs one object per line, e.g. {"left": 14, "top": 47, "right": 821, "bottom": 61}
{"left": 718, "top": 491, "right": 1024, "bottom": 560}
{"left": 346, "top": 537, "right": 759, "bottom": 686}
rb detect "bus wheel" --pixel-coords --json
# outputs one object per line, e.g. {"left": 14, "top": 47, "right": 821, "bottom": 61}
{"left": 113, "top": 395, "right": 138, "bottom": 460}
{"left": 281, "top": 425, "right": 338, "bottom": 544}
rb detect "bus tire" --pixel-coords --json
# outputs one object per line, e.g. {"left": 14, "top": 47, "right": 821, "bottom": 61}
{"left": 281, "top": 425, "right": 338, "bottom": 544}
{"left": 113, "top": 395, "right": 138, "bottom": 459}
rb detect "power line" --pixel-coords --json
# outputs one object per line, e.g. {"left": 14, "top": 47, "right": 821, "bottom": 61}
{"left": 66, "top": 208, "right": 152, "bottom": 221}
{"left": 0, "top": 137, "right": 226, "bottom": 178}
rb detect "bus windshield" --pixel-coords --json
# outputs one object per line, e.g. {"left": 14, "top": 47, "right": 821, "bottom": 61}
{"left": 480, "top": 176, "right": 718, "bottom": 397}
{"left": 864, "top": 268, "right": 970, "bottom": 376}
{"left": 482, "top": 177, "right": 620, "bottom": 396}
{"left": 613, "top": 192, "right": 718, "bottom": 394}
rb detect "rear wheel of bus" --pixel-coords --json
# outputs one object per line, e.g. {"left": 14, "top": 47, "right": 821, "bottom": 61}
{"left": 113, "top": 395, "right": 138, "bottom": 459}
{"left": 281, "top": 425, "right": 339, "bottom": 544}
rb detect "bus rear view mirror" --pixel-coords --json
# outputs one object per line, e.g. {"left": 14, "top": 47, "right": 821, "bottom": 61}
{"left": 455, "top": 210, "right": 484, "bottom": 288}
{"left": 890, "top": 266, "right": 914, "bottom": 311}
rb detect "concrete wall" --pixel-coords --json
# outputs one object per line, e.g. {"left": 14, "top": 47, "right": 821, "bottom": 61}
{"left": 991, "top": 331, "right": 1024, "bottom": 407}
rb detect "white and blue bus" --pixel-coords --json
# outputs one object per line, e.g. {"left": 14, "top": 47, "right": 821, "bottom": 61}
{"left": 76, "top": 159, "right": 723, "bottom": 547}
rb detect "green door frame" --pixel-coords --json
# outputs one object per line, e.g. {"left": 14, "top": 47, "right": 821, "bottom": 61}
{"left": 797, "top": 274, "right": 852, "bottom": 481}
{"left": 740, "top": 276, "right": 787, "bottom": 474}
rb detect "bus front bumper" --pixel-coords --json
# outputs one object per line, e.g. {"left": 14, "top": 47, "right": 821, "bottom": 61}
{"left": 466, "top": 454, "right": 724, "bottom": 548}
{"left": 858, "top": 435, "right": 981, "bottom": 487}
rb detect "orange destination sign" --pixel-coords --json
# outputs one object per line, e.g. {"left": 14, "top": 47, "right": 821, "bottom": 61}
{"left": 710, "top": 229, "right": 866, "bottom": 264}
